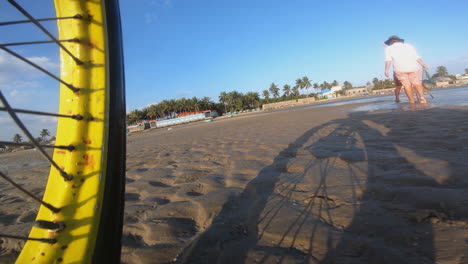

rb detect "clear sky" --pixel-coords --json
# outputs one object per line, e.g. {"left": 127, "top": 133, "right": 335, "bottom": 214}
{"left": 1, "top": 0, "right": 468, "bottom": 140}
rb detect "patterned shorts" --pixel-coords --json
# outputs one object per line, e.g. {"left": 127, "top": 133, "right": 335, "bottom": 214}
{"left": 394, "top": 70, "right": 422, "bottom": 88}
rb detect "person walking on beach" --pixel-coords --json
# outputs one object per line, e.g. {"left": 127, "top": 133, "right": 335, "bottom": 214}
{"left": 384, "top": 35, "right": 429, "bottom": 104}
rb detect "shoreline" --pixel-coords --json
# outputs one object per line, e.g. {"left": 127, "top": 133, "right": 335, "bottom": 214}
{"left": 126, "top": 85, "right": 468, "bottom": 136}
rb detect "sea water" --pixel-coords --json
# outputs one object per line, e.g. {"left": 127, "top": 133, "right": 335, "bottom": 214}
{"left": 305, "top": 86, "right": 468, "bottom": 112}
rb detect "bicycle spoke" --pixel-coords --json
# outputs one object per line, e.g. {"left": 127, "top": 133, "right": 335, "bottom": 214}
{"left": 0, "top": 14, "right": 82, "bottom": 26}
{"left": 1, "top": 38, "right": 80, "bottom": 47}
{"left": 7, "top": 0, "right": 84, "bottom": 65}
{"left": 0, "top": 141, "right": 75, "bottom": 151}
{"left": 0, "top": 45, "right": 79, "bottom": 93}
{"left": 0, "top": 106, "right": 84, "bottom": 120}
{"left": 0, "top": 171, "right": 61, "bottom": 213}
{"left": 0, "top": 91, "right": 73, "bottom": 181}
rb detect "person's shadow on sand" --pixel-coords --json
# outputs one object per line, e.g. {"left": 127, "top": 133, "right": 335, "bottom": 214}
{"left": 178, "top": 107, "right": 468, "bottom": 264}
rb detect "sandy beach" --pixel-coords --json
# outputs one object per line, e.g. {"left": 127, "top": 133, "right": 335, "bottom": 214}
{"left": 1, "top": 101, "right": 468, "bottom": 263}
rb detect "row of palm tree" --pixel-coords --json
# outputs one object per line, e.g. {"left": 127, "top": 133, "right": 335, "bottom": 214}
{"left": 10, "top": 129, "right": 51, "bottom": 145}
{"left": 262, "top": 77, "right": 357, "bottom": 99}
{"left": 126, "top": 76, "right": 359, "bottom": 125}
{"left": 127, "top": 97, "right": 217, "bottom": 125}
{"left": 219, "top": 91, "right": 261, "bottom": 113}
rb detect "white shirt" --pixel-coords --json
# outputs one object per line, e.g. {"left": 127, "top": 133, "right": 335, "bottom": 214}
{"left": 385, "top": 42, "right": 421, "bottom": 73}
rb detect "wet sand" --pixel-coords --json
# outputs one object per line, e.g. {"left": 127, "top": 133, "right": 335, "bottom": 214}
{"left": 1, "top": 102, "right": 468, "bottom": 263}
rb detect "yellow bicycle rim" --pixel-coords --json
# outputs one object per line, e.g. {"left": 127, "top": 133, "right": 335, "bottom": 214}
{"left": 17, "top": 1, "right": 110, "bottom": 263}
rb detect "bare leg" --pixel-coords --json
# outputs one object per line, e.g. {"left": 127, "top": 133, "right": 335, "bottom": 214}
{"left": 394, "top": 86, "right": 402, "bottom": 102}
{"left": 414, "top": 88, "right": 420, "bottom": 102}
{"left": 403, "top": 85, "right": 415, "bottom": 103}
{"left": 414, "top": 84, "right": 427, "bottom": 104}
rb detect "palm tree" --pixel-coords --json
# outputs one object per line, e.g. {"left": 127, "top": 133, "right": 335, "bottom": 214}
{"left": 295, "top": 78, "right": 304, "bottom": 95}
{"left": 147, "top": 104, "right": 158, "bottom": 120}
{"left": 262, "top": 90, "right": 270, "bottom": 100}
{"left": 40, "top": 129, "right": 50, "bottom": 141}
{"left": 302, "top": 76, "right": 311, "bottom": 96}
{"left": 332, "top": 80, "right": 339, "bottom": 86}
{"left": 372, "top": 77, "right": 380, "bottom": 89}
{"left": 227, "top": 91, "right": 242, "bottom": 112}
{"left": 320, "top": 82, "right": 329, "bottom": 91}
{"left": 140, "top": 107, "right": 149, "bottom": 120}
{"left": 200, "top": 96, "right": 213, "bottom": 110}
{"left": 269, "top": 83, "right": 280, "bottom": 99}
{"left": 292, "top": 85, "right": 299, "bottom": 96}
{"left": 178, "top": 98, "right": 188, "bottom": 114}
{"left": 158, "top": 100, "right": 169, "bottom": 118}
{"left": 127, "top": 109, "right": 144, "bottom": 124}
{"left": 433, "top": 66, "right": 448, "bottom": 78}
{"left": 189, "top": 97, "right": 200, "bottom": 112}
{"left": 313, "top": 83, "right": 319, "bottom": 92}
{"left": 343, "top": 81, "right": 352, "bottom": 90}
{"left": 167, "top": 99, "right": 177, "bottom": 118}
{"left": 12, "top": 133, "right": 23, "bottom": 143}
{"left": 283, "top": 84, "right": 291, "bottom": 97}
{"left": 245, "top": 92, "right": 260, "bottom": 109}
{"left": 219, "top": 92, "right": 228, "bottom": 112}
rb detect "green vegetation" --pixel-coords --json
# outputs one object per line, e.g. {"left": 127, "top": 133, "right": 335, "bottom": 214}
{"left": 432, "top": 66, "right": 448, "bottom": 78}
{"left": 432, "top": 65, "right": 457, "bottom": 80}
{"left": 125, "top": 72, "right": 408, "bottom": 125}
{"left": 40, "top": 129, "right": 50, "bottom": 142}
{"left": 7, "top": 129, "right": 55, "bottom": 150}
{"left": 372, "top": 77, "right": 395, "bottom": 90}
{"left": 12, "top": 134, "right": 22, "bottom": 143}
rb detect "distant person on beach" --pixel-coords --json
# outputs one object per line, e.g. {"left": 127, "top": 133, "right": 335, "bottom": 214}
{"left": 384, "top": 35, "right": 429, "bottom": 104}
{"left": 393, "top": 71, "right": 434, "bottom": 102}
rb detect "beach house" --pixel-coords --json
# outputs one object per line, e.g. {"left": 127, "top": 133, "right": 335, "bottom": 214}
{"left": 434, "top": 77, "right": 454, "bottom": 87}
{"left": 318, "top": 89, "right": 335, "bottom": 99}
{"left": 345, "top": 87, "right": 369, "bottom": 96}
{"left": 330, "top": 85, "right": 343, "bottom": 93}
{"left": 455, "top": 74, "right": 468, "bottom": 85}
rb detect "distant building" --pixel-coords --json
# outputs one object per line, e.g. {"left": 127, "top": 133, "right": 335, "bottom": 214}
{"left": 433, "top": 77, "right": 454, "bottom": 87}
{"left": 455, "top": 74, "right": 468, "bottom": 85}
{"left": 371, "top": 88, "right": 395, "bottom": 95}
{"left": 345, "top": 87, "right": 369, "bottom": 96}
{"left": 318, "top": 89, "right": 335, "bottom": 99}
{"left": 330, "top": 85, "right": 343, "bottom": 93}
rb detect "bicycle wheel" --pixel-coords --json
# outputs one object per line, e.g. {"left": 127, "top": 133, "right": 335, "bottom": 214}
{"left": 4, "top": 0, "right": 127, "bottom": 263}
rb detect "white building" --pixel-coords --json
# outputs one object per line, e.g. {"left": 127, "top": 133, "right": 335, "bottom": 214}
{"left": 318, "top": 89, "right": 335, "bottom": 99}
{"left": 345, "top": 87, "right": 369, "bottom": 96}
{"left": 330, "top": 85, "right": 343, "bottom": 93}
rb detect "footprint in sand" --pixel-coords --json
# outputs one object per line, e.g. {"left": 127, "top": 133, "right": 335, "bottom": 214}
{"left": 146, "top": 197, "right": 170, "bottom": 205}
{"left": 148, "top": 181, "right": 170, "bottom": 188}
{"left": 0, "top": 196, "right": 25, "bottom": 204}
{"left": 0, "top": 213, "right": 19, "bottom": 225}
{"left": 126, "top": 177, "right": 136, "bottom": 184}
{"left": 186, "top": 191, "right": 203, "bottom": 197}
{"left": 121, "top": 233, "right": 146, "bottom": 248}
{"left": 124, "top": 215, "right": 139, "bottom": 224}
{"left": 125, "top": 193, "right": 140, "bottom": 202}
{"left": 150, "top": 217, "right": 198, "bottom": 239}
{"left": 16, "top": 210, "right": 37, "bottom": 224}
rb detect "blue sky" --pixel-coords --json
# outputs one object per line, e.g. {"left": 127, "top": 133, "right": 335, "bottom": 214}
{"left": 121, "top": 0, "right": 468, "bottom": 110}
{"left": 1, "top": 0, "right": 468, "bottom": 140}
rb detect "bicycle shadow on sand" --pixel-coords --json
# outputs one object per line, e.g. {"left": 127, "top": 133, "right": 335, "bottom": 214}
{"left": 178, "top": 107, "right": 468, "bottom": 264}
